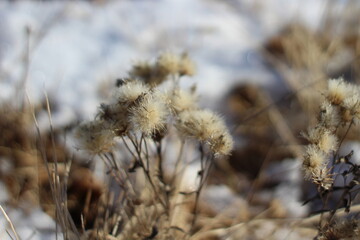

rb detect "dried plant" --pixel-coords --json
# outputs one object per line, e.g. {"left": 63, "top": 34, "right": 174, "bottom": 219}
{"left": 73, "top": 52, "right": 233, "bottom": 239}
{"left": 301, "top": 77, "right": 360, "bottom": 238}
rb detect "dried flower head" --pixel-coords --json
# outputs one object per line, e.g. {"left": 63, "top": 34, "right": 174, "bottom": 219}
{"left": 176, "top": 109, "right": 233, "bottom": 155}
{"left": 114, "top": 79, "right": 150, "bottom": 105}
{"left": 303, "top": 144, "right": 333, "bottom": 190}
{"left": 303, "top": 144, "right": 327, "bottom": 179}
{"left": 342, "top": 94, "right": 360, "bottom": 122}
{"left": 97, "top": 103, "right": 129, "bottom": 136}
{"left": 311, "top": 167, "right": 333, "bottom": 190}
{"left": 322, "top": 219, "right": 360, "bottom": 239}
{"left": 75, "top": 120, "right": 115, "bottom": 154}
{"left": 129, "top": 91, "right": 169, "bottom": 136}
{"left": 319, "top": 101, "right": 341, "bottom": 130}
{"left": 178, "top": 53, "right": 196, "bottom": 76}
{"left": 326, "top": 78, "right": 352, "bottom": 105}
{"left": 303, "top": 127, "right": 337, "bottom": 154}
{"left": 208, "top": 131, "right": 233, "bottom": 156}
{"left": 317, "top": 131, "right": 337, "bottom": 154}
{"left": 156, "top": 52, "right": 180, "bottom": 75}
{"left": 168, "top": 88, "right": 197, "bottom": 114}
{"left": 176, "top": 110, "right": 219, "bottom": 140}
{"left": 129, "top": 60, "right": 154, "bottom": 82}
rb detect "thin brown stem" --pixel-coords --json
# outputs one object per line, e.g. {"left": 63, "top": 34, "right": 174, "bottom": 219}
{"left": 121, "top": 136, "right": 137, "bottom": 159}
{"left": 127, "top": 134, "right": 167, "bottom": 210}
{"left": 190, "top": 147, "right": 213, "bottom": 233}
{"left": 332, "top": 119, "right": 354, "bottom": 166}
{"left": 156, "top": 141, "right": 164, "bottom": 182}
{"left": 142, "top": 135, "right": 151, "bottom": 170}
{"left": 170, "top": 140, "right": 185, "bottom": 186}
{"left": 100, "top": 154, "right": 125, "bottom": 188}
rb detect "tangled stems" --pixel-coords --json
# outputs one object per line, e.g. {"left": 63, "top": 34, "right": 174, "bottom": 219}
{"left": 127, "top": 133, "right": 168, "bottom": 212}
{"left": 74, "top": 53, "right": 234, "bottom": 238}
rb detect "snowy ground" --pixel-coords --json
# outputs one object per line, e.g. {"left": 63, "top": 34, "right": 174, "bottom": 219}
{"left": 0, "top": 0, "right": 333, "bottom": 119}
{"left": 0, "top": 0, "right": 339, "bottom": 239}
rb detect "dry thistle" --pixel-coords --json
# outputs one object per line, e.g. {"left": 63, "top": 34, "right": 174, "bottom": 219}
{"left": 326, "top": 78, "right": 352, "bottom": 106}
{"left": 319, "top": 218, "right": 360, "bottom": 239}
{"left": 303, "top": 127, "right": 338, "bottom": 154}
{"left": 168, "top": 87, "right": 197, "bottom": 114}
{"left": 176, "top": 109, "right": 233, "bottom": 156}
{"left": 323, "top": 78, "right": 360, "bottom": 124}
{"left": 302, "top": 77, "right": 360, "bottom": 237}
{"left": 319, "top": 101, "right": 341, "bottom": 130}
{"left": 97, "top": 103, "right": 129, "bottom": 136}
{"left": 156, "top": 52, "right": 180, "bottom": 76}
{"left": 303, "top": 145, "right": 327, "bottom": 179}
{"left": 342, "top": 94, "right": 360, "bottom": 122}
{"left": 114, "top": 79, "right": 150, "bottom": 105}
{"left": 72, "top": 52, "right": 234, "bottom": 239}
{"left": 178, "top": 53, "right": 196, "bottom": 76}
{"left": 129, "top": 90, "right": 169, "bottom": 136}
{"left": 129, "top": 52, "right": 195, "bottom": 87}
{"left": 75, "top": 120, "right": 115, "bottom": 154}
{"left": 208, "top": 130, "right": 234, "bottom": 156}
{"left": 311, "top": 167, "right": 334, "bottom": 191}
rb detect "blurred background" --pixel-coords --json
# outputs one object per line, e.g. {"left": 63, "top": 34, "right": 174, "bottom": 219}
{"left": 1, "top": 0, "right": 348, "bottom": 117}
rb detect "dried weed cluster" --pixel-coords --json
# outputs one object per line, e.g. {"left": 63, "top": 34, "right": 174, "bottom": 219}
{"left": 74, "top": 52, "right": 233, "bottom": 239}
{"left": 302, "top": 77, "right": 360, "bottom": 238}
{"left": 302, "top": 78, "right": 360, "bottom": 189}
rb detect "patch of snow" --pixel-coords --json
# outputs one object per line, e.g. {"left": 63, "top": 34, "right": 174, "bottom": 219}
{"left": 202, "top": 184, "right": 251, "bottom": 219}
{"left": 266, "top": 158, "right": 308, "bottom": 217}
{"left": 0, "top": 206, "right": 59, "bottom": 240}
{"left": 0, "top": 0, "right": 327, "bottom": 127}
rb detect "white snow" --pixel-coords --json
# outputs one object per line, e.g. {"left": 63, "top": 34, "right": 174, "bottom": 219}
{"left": 266, "top": 158, "right": 309, "bottom": 217}
{"left": 0, "top": 0, "right": 330, "bottom": 124}
{"left": 0, "top": 205, "right": 59, "bottom": 240}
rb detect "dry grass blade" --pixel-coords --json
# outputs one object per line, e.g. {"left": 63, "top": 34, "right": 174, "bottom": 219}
{"left": 0, "top": 205, "right": 20, "bottom": 240}
{"left": 26, "top": 92, "right": 80, "bottom": 240}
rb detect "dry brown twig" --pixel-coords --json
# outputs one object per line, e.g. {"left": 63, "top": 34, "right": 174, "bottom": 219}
{"left": 0, "top": 205, "right": 20, "bottom": 240}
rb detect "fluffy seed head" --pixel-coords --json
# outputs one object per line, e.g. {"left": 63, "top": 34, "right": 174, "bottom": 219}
{"left": 176, "top": 109, "right": 233, "bottom": 155}
{"left": 178, "top": 53, "right": 196, "bottom": 76}
{"left": 129, "top": 91, "right": 169, "bottom": 136}
{"left": 302, "top": 127, "right": 322, "bottom": 144}
{"left": 208, "top": 131, "right": 233, "bottom": 156}
{"left": 176, "top": 109, "right": 220, "bottom": 140}
{"left": 319, "top": 101, "right": 340, "bottom": 130}
{"left": 303, "top": 127, "right": 337, "bottom": 154}
{"left": 317, "top": 130, "right": 338, "bottom": 154}
{"left": 342, "top": 94, "right": 360, "bottom": 122}
{"left": 75, "top": 120, "right": 115, "bottom": 154}
{"left": 114, "top": 79, "right": 150, "bottom": 105}
{"left": 156, "top": 52, "right": 180, "bottom": 75}
{"left": 303, "top": 144, "right": 327, "bottom": 178}
{"left": 168, "top": 88, "right": 197, "bottom": 114}
{"left": 326, "top": 78, "right": 352, "bottom": 105}
{"left": 97, "top": 103, "right": 129, "bottom": 136}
